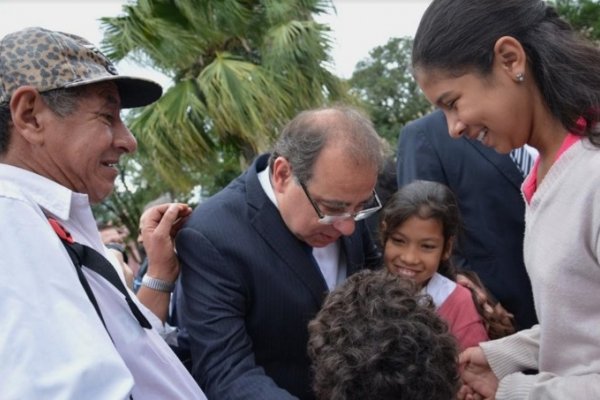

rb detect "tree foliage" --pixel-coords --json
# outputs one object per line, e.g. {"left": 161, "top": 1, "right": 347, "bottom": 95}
{"left": 100, "top": 0, "right": 349, "bottom": 195}
{"left": 94, "top": 0, "right": 353, "bottom": 236}
{"left": 552, "top": 0, "right": 600, "bottom": 41}
{"left": 348, "top": 37, "right": 432, "bottom": 149}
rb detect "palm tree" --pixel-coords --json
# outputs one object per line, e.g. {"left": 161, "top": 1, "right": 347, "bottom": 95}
{"left": 100, "top": 0, "right": 351, "bottom": 195}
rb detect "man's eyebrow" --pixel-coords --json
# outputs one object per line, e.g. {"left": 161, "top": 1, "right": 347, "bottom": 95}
{"left": 319, "top": 199, "right": 351, "bottom": 208}
{"left": 104, "top": 94, "right": 120, "bottom": 107}
{"left": 319, "top": 193, "right": 373, "bottom": 209}
{"left": 95, "top": 85, "right": 121, "bottom": 108}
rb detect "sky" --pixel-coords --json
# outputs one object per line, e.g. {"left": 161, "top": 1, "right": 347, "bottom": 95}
{"left": 0, "top": 0, "right": 431, "bottom": 87}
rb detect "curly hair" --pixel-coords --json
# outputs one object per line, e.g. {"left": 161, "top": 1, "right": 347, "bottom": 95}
{"left": 307, "top": 270, "right": 460, "bottom": 400}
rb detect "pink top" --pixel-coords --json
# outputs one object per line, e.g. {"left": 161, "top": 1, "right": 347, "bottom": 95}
{"left": 437, "top": 284, "right": 489, "bottom": 351}
{"left": 523, "top": 133, "right": 582, "bottom": 203}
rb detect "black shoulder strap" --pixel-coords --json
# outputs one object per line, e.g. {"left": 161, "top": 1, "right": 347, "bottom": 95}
{"left": 63, "top": 242, "right": 109, "bottom": 330}
{"left": 48, "top": 218, "right": 151, "bottom": 330}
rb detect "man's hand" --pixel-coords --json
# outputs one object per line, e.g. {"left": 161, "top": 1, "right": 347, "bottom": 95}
{"left": 140, "top": 203, "right": 192, "bottom": 283}
{"left": 137, "top": 203, "right": 192, "bottom": 322}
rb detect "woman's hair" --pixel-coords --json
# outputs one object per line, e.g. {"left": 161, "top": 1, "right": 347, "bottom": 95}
{"left": 379, "top": 180, "right": 461, "bottom": 280}
{"left": 412, "top": 0, "right": 600, "bottom": 146}
{"left": 456, "top": 269, "right": 516, "bottom": 339}
{"left": 308, "top": 269, "right": 459, "bottom": 400}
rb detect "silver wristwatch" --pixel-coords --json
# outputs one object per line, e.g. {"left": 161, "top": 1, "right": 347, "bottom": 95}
{"left": 141, "top": 275, "right": 175, "bottom": 293}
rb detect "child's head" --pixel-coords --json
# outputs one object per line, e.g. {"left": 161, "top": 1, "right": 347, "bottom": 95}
{"left": 308, "top": 269, "right": 459, "bottom": 400}
{"left": 380, "top": 180, "right": 460, "bottom": 287}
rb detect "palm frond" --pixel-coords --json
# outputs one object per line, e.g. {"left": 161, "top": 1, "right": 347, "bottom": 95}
{"left": 99, "top": 0, "right": 345, "bottom": 195}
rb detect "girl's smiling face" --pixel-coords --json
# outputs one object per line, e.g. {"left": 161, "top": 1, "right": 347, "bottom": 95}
{"left": 384, "top": 215, "right": 452, "bottom": 288}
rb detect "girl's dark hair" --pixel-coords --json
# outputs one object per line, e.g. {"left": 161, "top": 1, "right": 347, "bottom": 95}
{"left": 379, "top": 180, "right": 461, "bottom": 280}
{"left": 457, "top": 269, "right": 516, "bottom": 339}
{"left": 381, "top": 181, "right": 515, "bottom": 339}
{"left": 413, "top": 0, "right": 600, "bottom": 146}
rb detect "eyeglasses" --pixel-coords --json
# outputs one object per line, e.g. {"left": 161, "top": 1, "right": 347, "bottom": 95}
{"left": 299, "top": 181, "right": 382, "bottom": 225}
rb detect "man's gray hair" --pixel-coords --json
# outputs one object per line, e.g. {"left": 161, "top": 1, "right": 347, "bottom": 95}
{"left": 268, "top": 105, "right": 384, "bottom": 183}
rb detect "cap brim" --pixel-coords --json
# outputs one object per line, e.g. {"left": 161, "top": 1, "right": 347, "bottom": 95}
{"left": 65, "top": 75, "right": 163, "bottom": 108}
{"left": 113, "top": 76, "right": 163, "bottom": 108}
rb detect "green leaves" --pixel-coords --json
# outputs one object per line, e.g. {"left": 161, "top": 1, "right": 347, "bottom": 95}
{"left": 551, "top": 0, "right": 600, "bottom": 42}
{"left": 96, "top": 0, "right": 348, "bottom": 230}
{"left": 349, "top": 37, "right": 433, "bottom": 149}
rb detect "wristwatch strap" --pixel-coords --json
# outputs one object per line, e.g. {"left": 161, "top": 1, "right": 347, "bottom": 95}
{"left": 141, "top": 274, "right": 175, "bottom": 293}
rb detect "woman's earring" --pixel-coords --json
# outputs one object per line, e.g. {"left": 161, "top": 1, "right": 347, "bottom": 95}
{"left": 516, "top": 72, "right": 525, "bottom": 82}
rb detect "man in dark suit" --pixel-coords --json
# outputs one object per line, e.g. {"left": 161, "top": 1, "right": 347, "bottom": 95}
{"left": 175, "top": 106, "right": 384, "bottom": 399}
{"left": 397, "top": 110, "right": 537, "bottom": 330}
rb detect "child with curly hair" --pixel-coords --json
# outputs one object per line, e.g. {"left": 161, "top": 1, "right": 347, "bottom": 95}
{"left": 308, "top": 269, "right": 459, "bottom": 400}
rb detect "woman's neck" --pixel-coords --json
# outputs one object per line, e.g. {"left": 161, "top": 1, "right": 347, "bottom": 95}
{"left": 529, "top": 113, "right": 569, "bottom": 185}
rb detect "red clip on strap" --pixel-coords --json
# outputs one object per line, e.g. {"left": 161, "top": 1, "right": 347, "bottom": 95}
{"left": 48, "top": 218, "right": 75, "bottom": 244}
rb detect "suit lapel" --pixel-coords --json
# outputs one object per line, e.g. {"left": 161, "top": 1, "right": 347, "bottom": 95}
{"left": 341, "top": 234, "right": 362, "bottom": 277}
{"left": 464, "top": 138, "right": 524, "bottom": 190}
{"left": 245, "top": 155, "right": 329, "bottom": 306}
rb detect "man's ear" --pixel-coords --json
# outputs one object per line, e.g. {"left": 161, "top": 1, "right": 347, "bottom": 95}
{"left": 10, "top": 86, "right": 46, "bottom": 145}
{"left": 271, "top": 156, "right": 294, "bottom": 193}
{"left": 494, "top": 36, "right": 527, "bottom": 82}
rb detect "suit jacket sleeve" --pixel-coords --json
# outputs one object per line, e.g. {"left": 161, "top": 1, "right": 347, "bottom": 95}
{"left": 176, "top": 227, "right": 298, "bottom": 400}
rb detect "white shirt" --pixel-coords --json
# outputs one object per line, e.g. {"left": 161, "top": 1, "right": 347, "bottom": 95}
{"left": 420, "top": 272, "right": 456, "bottom": 309}
{"left": 0, "top": 164, "right": 206, "bottom": 400}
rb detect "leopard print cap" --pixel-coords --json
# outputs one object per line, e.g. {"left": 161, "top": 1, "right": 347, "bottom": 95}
{"left": 0, "top": 27, "right": 162, "bottom": 108}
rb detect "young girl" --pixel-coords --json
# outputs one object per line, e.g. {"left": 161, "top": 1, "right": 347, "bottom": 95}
{"left": 380, "top": 180, "right": 494, "bottom": 351}
{"left": 412, "top": 0, "right": 600, "bottom": 398}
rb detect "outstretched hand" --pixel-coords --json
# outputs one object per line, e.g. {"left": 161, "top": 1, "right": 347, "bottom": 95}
{"left": 457, "top": 346, "right": 498, "bottom": 400}
{"left": 140, "top": 203, "right": 192, "bottom": 282}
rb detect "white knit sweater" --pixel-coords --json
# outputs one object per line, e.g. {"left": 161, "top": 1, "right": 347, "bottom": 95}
{"left": 480, "top": 138, "right": 600, "bottom": 399}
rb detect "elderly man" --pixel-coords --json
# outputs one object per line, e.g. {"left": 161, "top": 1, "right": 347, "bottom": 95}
{"left": 175, "top": 105, "right": 385, "bottom": 399}
{"left": 0, "top": 27, "right": 205, "bottom": 399}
